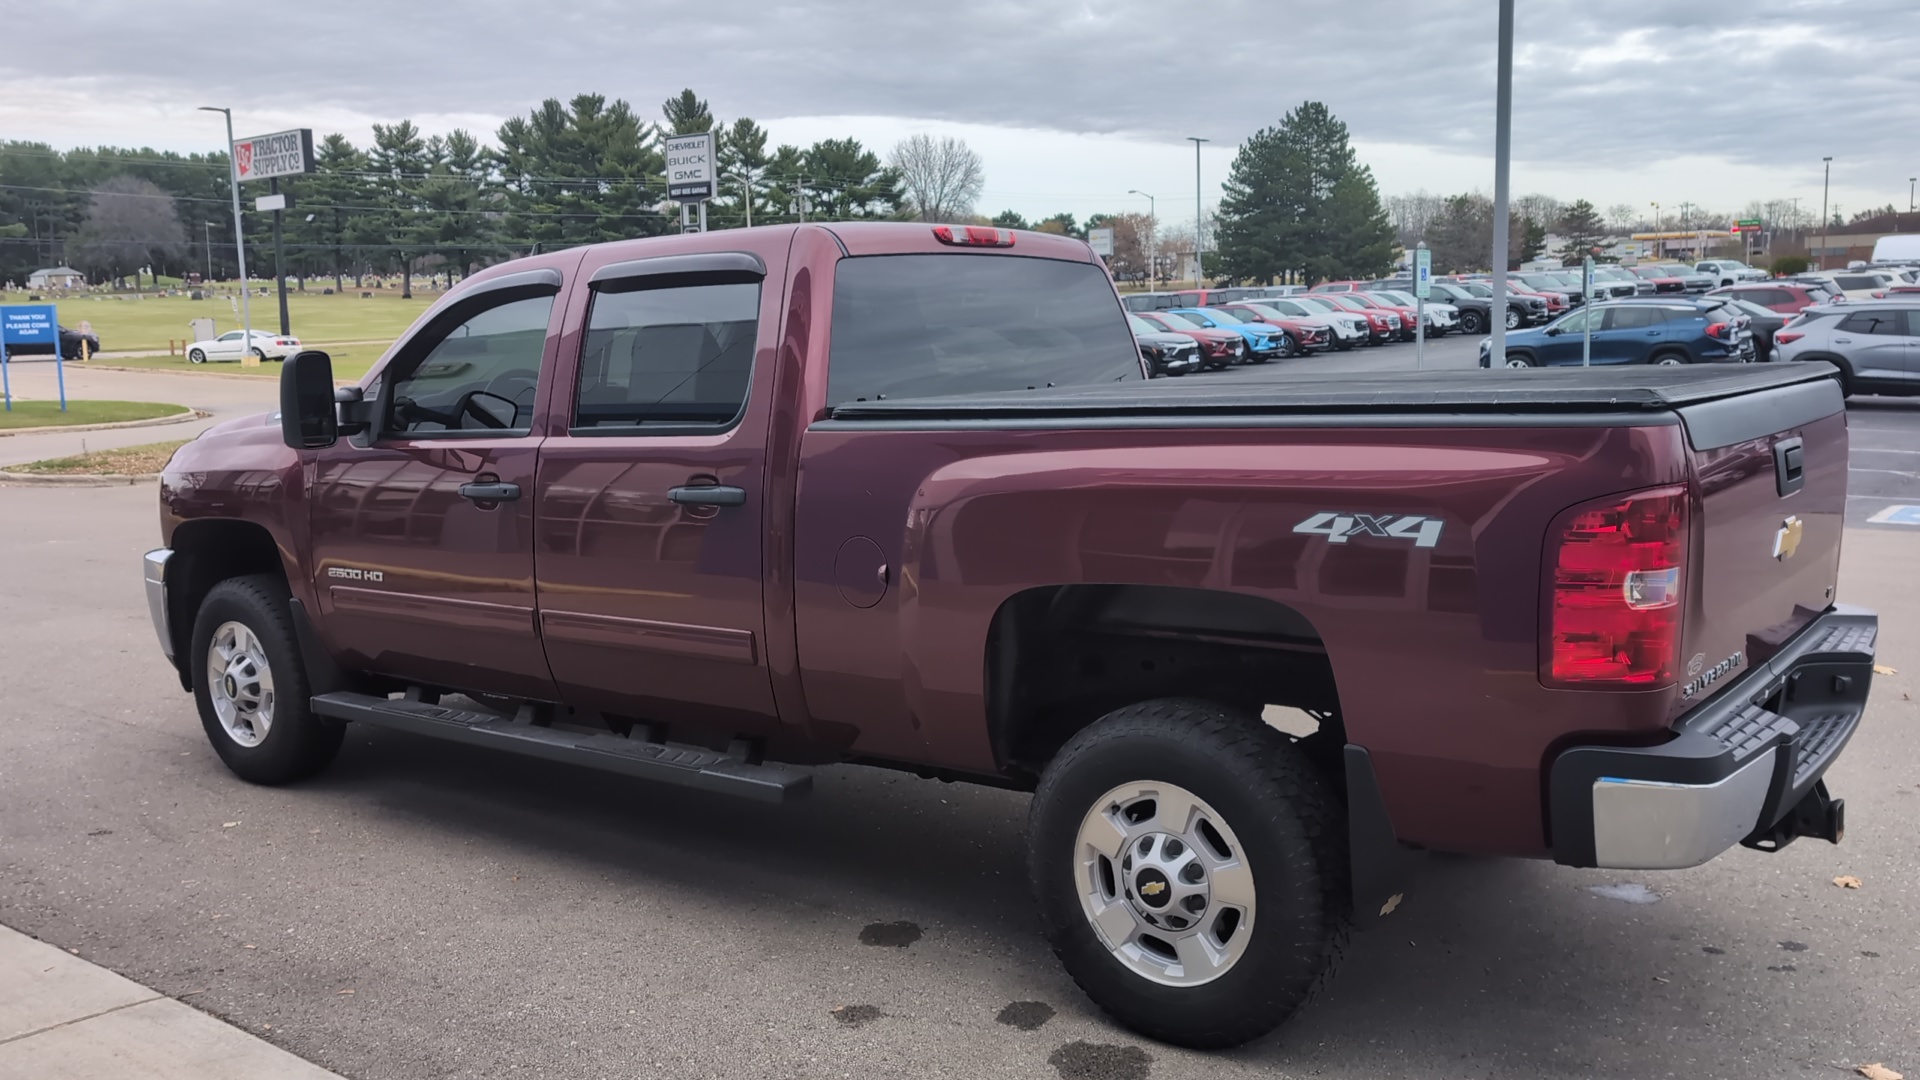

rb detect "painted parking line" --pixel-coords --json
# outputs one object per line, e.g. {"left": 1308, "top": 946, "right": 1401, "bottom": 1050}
{"left": 1865, "top": 505, "right": 1920, "bottom": 526}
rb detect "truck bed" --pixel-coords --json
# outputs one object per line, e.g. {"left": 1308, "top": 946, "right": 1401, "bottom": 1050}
{"left": 827, "top": 364, "right": 1839, "bottom": 421}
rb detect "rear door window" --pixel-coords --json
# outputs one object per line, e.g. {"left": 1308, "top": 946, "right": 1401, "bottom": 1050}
{"left": 827, "top": 255, "right": 1139, "bottom": 405}
{"left": 573, "top": 280, "right": 760, "bottom": 431}
{"left": 1604, "top": 306, "right": 1662, "bottom": 330}
{"left": 1838, "top": 311, "right": 1904, "bottom": 335}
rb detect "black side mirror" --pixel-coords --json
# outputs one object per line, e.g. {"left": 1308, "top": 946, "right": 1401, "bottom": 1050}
{"left": 280, "top": 350, "right": 338, "bottom": 449}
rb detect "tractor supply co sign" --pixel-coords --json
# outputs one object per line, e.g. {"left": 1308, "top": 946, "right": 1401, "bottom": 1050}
{"left": 665, "top": 131, "right": 715, "bottom": 201}
{"left": 233, "top": 129, "right": 315, "bottom": 182}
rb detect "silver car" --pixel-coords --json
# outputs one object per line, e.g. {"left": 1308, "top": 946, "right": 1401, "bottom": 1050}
{"left": 1771, "top": 302, "right": 1920, "bottom": 397}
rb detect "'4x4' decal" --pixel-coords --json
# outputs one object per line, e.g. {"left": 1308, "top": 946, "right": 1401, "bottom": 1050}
{"left": 1293, "top": 512, "right": 1444, "bottom": 549}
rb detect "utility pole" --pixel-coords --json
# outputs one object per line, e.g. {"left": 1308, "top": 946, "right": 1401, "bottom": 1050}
{"left": 203, "top": 221, "right": 214, "bottom": 282}
{"left": 1489, "top": 0, "right": 1514, "bottom": 366}
{"left": 1909, "top": 176, "right": 1915, "bottom": 214}
{"left": 1820, "top": 156, "right": 1833, "bottom": 270}
{"left": 269, "top": 176, "right": 289, "bottom": 335}
{"left": 1187, "top": 137, "right": 1209, "bottom": 287}
{"left": 199, "top": 106, "right": 251, "bottom": 352}
{"left": 740, "top": 167, "right": 754, "bottom": 228}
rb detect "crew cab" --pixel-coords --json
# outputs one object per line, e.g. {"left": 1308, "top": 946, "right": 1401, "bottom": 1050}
{"left": 1696, "top": 259, "right": 1769, "bottom": 287}
{"left": 144, "top": 222, "right": 1877, "bottom": 1051}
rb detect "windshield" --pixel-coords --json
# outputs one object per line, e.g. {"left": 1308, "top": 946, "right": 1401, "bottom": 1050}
{"left": 1241, "top": 304, "right": 1287, "bottom": 321}
{"left": 1127, "top": 315, "right": 1161, "bottom": 336}
{"left": 1156, "top": 311, "right": 1203, "bottom": 329}
{"left": 1461, "top": 283, "right": 1493, "bottom": 298}
{"left": 1295, "top": 296, "right": 1341, "bottom": 313}
{"left": 1374, "top": 291, "right": 1415, "bottom": 306}
{"left": 1198, "top": 307, "right": 1245, "bottom": 324}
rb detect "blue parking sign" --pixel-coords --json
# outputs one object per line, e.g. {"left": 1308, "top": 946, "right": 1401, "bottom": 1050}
{"left": 0, "top": 302, "right": 69, "bottom": 412}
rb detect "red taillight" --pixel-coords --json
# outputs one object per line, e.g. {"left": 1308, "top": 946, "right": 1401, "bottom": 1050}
{"left": 932, "top": 225, "right": 1015, "bottom": 247}
{"left": 1545, "top": 486, "right": 1688, "bottom": 688}
{"left": 1774, "top": 330, "right": 1805, "bottom": 345}
{"left": 1704, "top": 322, "right": 1729, "bottom": 340}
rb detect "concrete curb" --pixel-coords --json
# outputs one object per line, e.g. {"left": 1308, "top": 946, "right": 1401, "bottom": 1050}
{"left": 70, "top": 364, "right": 279, "bottom": 382}
{"left": 0, "top": 924, "right": 345, "bottom": 1079}
{"left": 0, "top": 409, "right": 206, "bottom": 438}
{"left": 0, "top": 470, "right": 160, "bottom": 487}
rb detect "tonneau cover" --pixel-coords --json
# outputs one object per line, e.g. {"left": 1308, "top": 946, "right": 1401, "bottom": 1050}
{"left": 827, "top": 364, "right": 1839, "bottom": 421}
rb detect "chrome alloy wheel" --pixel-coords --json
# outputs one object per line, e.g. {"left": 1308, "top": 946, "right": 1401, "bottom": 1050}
{"left": 206, "top": 619, "right": 275, "bottom": 747}
{"left": 1074, "top": 781, "right": 1255, "bottom": 986}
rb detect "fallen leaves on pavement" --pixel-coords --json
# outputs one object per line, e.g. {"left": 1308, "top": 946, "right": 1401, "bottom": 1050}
{"left": 1873, "top": 665, "right": 1897, "bottom": 676}
{"left": 1834, "top": 875, "right": 1864, "bottom": 889}
{"left": 1856, "top": 1064, "right": 1902, "bottom": 1080}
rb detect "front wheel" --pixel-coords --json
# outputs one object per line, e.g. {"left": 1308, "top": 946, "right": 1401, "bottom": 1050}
{"left": 1459, "top": 310, "right": 1486, "bottom": 335}
{"left": 188, "top": 348, "right": 206, "bottom": 364}
{"left": 1028, "top": 699, "right": 1348, "bottom": 1049}
{"left": 1333, "top": 339, "right": 1354, "bottom": 352}
{"left": 1504, "top": 353, "right": 1534, "bottom": 368}
{"left": 190, "top": 575, "right": 344, "bottom": 785}
{"left": 1277, "top": 332, "right": 1295, "bottom": 358}
{"left": 1503, "top": 308, "right": 1521, "bottom": 330}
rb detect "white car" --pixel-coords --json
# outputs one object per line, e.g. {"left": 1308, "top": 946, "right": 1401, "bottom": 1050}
{"left": 1796, "top": 270, "right": 1899, "bottom": 302}
{"left": 1371, "top": 289, "right": 1460, "bottom": 336}
{"left": 1257, "top": 297, "right": 1369, "bottom": 350}
{"left": 1695, "top": 260, "right": 1768, "bottom": 287}
{"left": 185, "top": 329, "right": 303, "bottom": 364}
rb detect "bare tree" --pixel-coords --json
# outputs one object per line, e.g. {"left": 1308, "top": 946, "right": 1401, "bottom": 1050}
{"left": 1384, "top": 191, "right": 1445, "bottom": 247}
{"left": 67, "top": 176, "right": 187, "bottom": 287}
{"left": 1605, "top": 203, "right": 1641, "bottom": 234}
{"left": 889, "top": 134, "right": 985, "bottom": 222}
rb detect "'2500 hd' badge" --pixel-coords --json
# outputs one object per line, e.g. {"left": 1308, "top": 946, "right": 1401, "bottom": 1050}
{"left": 1293, "top": 512, "right": 1444, "bottom": 548}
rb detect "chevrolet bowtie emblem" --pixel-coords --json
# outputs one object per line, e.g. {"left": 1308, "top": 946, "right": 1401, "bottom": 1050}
{"left": 1139, "top": 881, "right": 1167, "bottom": 897}
{"left": 1773, "top": 516, "right": 1804, "bottom": 561}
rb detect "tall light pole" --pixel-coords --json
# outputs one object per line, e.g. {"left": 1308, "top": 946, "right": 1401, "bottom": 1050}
{"left": 203, "top": 221, "right": 214, "bottom": 282}
{"left": 1488, "top": 0, "right": 1514, "bottom": 366}
{"left": 1649, "top": 201, "right": 1661, "bottom": 258}
{"left": 1820, "top": 156, "right": 1833, "bottom": 270}
{"left": 1908, "top": 176, "right": 1914, "bottom": 214}
{"left": 1186, "top": 137, "right": 1208, "bottom": 287}
{"left": 199, "top": 106, "right": 251, "bottom": 350}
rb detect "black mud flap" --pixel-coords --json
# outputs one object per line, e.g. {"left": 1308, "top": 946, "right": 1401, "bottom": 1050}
{"left": 1346, "top": 745, "right": 1423, "bottom": 926}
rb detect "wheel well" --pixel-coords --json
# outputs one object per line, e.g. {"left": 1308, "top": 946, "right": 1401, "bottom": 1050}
{"left": 1648, "top": 346, "right": 1689, "bottom": 363}
{"left": 986, "top": 585, "right": 1343, "bottom": 783}
{"left": 165, "top": 519, "right": 287, "bottom": 687}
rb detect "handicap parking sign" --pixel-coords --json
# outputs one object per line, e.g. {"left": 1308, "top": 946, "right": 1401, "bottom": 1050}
{"left": 1867, "top": 505, "right": 1920, "bottom": 526}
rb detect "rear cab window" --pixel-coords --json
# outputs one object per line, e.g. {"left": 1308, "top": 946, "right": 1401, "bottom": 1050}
{"left": 827, "top": 254, "right": 1139, "bottom": 405}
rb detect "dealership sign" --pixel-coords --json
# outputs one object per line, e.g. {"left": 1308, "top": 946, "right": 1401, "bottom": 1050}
{"left": 665, "top": 131, "right": 715, "bottom": 201}
{"left": 233, "top": 129, "right": 315, "bottom": 182}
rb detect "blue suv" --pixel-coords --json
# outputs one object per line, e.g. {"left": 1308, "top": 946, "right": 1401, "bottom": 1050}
{"left": 1479, "top": 298, "right": 1755, "bottom": 368}
{"left": 1168, "top": 307, "right": 1289, "bottom": 363}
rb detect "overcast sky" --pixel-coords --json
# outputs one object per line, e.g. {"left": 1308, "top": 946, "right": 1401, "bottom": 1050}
{"left": 5, "top": 0, "right": 1914, "bottom": 232}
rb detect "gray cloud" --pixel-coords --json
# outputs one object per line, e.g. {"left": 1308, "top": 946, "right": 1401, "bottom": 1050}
{"left": 7, "top": 0, "right": 1915, "bottom": 189}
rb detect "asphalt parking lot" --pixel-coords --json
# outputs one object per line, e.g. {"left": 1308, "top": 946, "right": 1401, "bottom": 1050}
{"left": 1, "top": 355, "right": 1917, "bottom": 1080}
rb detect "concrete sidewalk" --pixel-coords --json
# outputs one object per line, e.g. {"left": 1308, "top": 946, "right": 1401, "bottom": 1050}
{"left": 0, "top": 925, "right": 342, "bottom": 1080}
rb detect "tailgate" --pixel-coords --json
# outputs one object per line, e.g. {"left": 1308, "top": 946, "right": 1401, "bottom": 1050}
{"left": 1677, "top": 378, "right": 1848, "bottom": 707}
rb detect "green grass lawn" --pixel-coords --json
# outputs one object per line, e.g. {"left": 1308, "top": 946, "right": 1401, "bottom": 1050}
{"left": 99, "top": 346, "right": 379, "bottom": 382}
{"left": 0, "top": 400, "right": 187, "bottom": 429}
{"left": 9, "top": 288, "right": 435, "bottom": 354}
{"left": 9, "top": 439, "right": 188, "bottom": 475}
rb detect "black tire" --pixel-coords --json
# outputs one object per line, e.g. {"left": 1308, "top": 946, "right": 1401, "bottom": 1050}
{"left": 249, "top": 347, "right": 267, "bottom": 362}
{"left": 1648, "top": 350, "right": 1688, "bottom": 366}
{"left": 1503, "top": 352, "right": 1535, "bottom": 368}
{"left": 1277, "top": 332, "right": 1295, "bottom": 358}
{"left": 188, "top": 348, "right": 206, "bottom": 364}
{"left": 1333, "top": 339, "right": 1354, "bottom": 352}
{"left": 1028, "top": 699, "right": 1348, "bottom": 1049}
{"left": 190, "top": 574, "right": 343, "bottom": 785}
{"left": 1459, "top": 309, "right": 1486, "bottom": 335}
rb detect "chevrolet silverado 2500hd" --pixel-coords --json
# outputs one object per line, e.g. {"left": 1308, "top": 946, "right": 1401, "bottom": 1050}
{"left": 145, "top": 222, "right": 1877, "bottom": 1049}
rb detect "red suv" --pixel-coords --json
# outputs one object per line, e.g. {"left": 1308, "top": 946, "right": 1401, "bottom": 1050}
{"left": 1317, "top": 294, "right": 1400, "bottom": 343}
{"left": 1336, "top": 292, "right": 1418, "bottom": 341}
{"left": 1707, "top": 282, "right": 1840, "bottom": 314}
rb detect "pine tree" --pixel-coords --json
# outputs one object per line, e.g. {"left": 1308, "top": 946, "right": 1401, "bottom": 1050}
{"left": 715, "top": 118, "right": 770, "bottom": 228}
{"left": 496, "top": 94, "right": 666, "bottom": 250}
{"left": 369, "top": 120, "right": 427, "bottom": 297}
{"left": 1518, "top": 217, "right": 1548, "bottom": 265}
{"left": 1556, "top": 199, "right": 1605, "bottom": 262}
{"left": 1215, "top": 101, "right": 1393, "bottom": 284}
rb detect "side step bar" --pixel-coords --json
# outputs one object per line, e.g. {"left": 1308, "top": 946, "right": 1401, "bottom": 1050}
{"left": 310, "top": 692, "right": 812, "bottom": 803}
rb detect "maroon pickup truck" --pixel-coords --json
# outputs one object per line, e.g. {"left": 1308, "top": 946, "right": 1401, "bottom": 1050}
{"left": 145, "top": 222, "right": 1878, "bottom": 1049}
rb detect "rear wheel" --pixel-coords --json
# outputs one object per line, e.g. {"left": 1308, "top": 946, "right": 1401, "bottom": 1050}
{"left": 1459, "top": 310, "right": 1486, "bottom": 335}
{"left": 1503, "top": 308, "right": 1521, "bottom": 330}
{"left": 191, "top": 575, "right": 344, "bottom": 785}
{"left": 1029, "top": 699, "right": 1348, "bottom": 1049}
{"left": 1650, "top": 351, "right": 1687, "bottom": 366}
